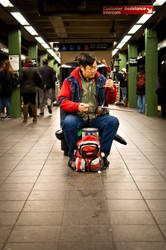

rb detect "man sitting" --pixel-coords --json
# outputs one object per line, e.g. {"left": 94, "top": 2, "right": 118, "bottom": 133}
{"left": 57, "top": 53, "right": 119, "bottom": 169}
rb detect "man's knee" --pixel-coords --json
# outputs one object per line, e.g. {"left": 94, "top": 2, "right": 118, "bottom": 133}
{"left": 63, "top": 115, "right": 78, "bottom": 130}
{"left": 106, "top": 115, "right": 119, "bottom": 129}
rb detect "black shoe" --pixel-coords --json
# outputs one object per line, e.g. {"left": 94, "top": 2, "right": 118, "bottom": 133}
{"left": 39, "top": 112, "right": 44, "bottom": 116}
{"left": 68, "top": 157, "right": 76, "bottom": 170}
{"left": 48, "top": 106, "right": 52, "bottom": 114}
{"left": 102, "top": 156, "right": 110, "bottom": 169}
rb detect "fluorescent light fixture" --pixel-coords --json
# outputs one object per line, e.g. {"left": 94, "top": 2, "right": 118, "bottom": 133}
{"left": 35, "top": 37, "right": 46, "bottom": 44}
{"left": 10, "top": 12, "right": 29, "bottom": 25}
{"left": 47, "top": 49, "right": 56, "bottom": 57}
{"left": 153, "top": 0, "right": 166, "bottom": 5}
{"left": 121, "top": 35, "right": 132, "bottom": 43}
{"left": 137, "top": 14, "right": 153, "bottom": 24}
{"left": 24, "top": 26, "right": 38, "bottom": 36}
{"left": 117, "top": 42, "right": 125, "bottom": 49}
{"left": 112, "top": 49, "right": 119, "bottom": 56}
{"left": 41, "top": 43, "right": 50, "bottom": 49}
{"left": 128, "top": 25, "right": 142, "bottom": 34}
{"left": 47, "top": 49, "right": 60, "bottom": 63}
{"left": 0, "top": 0, "right": 13, "bottom": 7}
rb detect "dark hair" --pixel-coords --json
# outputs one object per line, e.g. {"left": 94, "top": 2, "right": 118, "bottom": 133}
{"left": 139, "top": 65, "right": 145, "bottom": 73}
{"left": 162, "top": 54, "right": 166, "bottom": 61}
{"left": 77, "top": 53, "right": 96, "bottom": 67}
{"left": 24, "top": 56, "right": 32, "bottom": 64}
{"left": 43, "top": 59, "right": 48, "bottom": 65}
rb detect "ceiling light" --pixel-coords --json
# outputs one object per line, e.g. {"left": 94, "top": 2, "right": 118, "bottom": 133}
{"left": 47, "top": 49, "right": 60, "bottom": 63}
{"left": 153, "top": 0, "right": 166, "bottom": 5}
{"left": 10, "top": 12, "right": 29, "bottom": 25}
{"left": 128, "top": 25, "right": 142, "bottom": 34}
{"left": 24, "top": 26, "right": 38, "bottom": 36}
{"left": 35, "top": 37, "right": 46, "bottom": 44}
{"left": 121, "top": 35, "right": 132, "bottom": 43}
{"left": 137, "top": 14, "right": 153, "bottom": 24}
{"left": 41, "top": 43, "right": 50, "bottom": 49}
{"left": 112, "top": 49, "right": 119, "bottom": 56}
{"left": 117, "top": 42, "right": 125, "bottom": 49}
{"left": 0, "top": 0, "right": 13, "bottom": 7}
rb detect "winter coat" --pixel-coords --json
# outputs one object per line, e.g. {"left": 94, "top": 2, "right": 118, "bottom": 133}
{"left": 0, "top": 69, "right": 16, "bottom": 97}
{"left": 38, "top": 65, "right": 56, "bottom": 90}
{"left": 19, "top": 64, "right": 42, "bottom": 93}
{"left": 57, "top": 67, "right": 117, "bottom": 124}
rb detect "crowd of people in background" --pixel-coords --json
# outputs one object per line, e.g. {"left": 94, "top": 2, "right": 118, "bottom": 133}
{"left": 0, "top": 56, "right": 57, "bottom": 122}
{"left": 1, "top": 54, "right": 166, "bottom": 121}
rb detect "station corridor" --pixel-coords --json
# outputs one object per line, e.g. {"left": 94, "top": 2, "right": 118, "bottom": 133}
{"left": 0, "top": 106, "right": 166, "bottom": 250}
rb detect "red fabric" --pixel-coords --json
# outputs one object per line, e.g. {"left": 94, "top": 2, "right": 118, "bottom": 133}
{"left": 106, "top": 85, "right": 117, "bottom": 104}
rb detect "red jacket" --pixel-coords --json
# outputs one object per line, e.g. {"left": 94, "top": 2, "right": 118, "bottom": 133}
{"left": 57, "top": 67, "right": 117, "bottom": 113}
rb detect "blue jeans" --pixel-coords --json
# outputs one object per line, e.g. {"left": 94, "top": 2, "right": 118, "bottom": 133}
{"left": 0, "top": 97, "right": 10, "bottom": 116}
{"left": 63, "top": 114, "right": 119, "bottom": 159}
{"left": 137, "top": 95, "right": 145, "bottom": 113}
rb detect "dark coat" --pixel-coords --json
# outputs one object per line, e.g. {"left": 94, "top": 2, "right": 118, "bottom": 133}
{"left": 19, "top": 64, "right": 42, "bottom": 93}
{"left": 0, "top": 69, "right": 16, "bottom": 97}
{"left": 38, "top": 65, "right": 56, "bottom": 89}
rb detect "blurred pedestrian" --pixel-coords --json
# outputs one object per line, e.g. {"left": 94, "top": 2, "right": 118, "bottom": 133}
{"left": 0, "top": 59, "right": 18, "bottom": 118}
{"left": 136, "top": 65, "right": 145, "bottom": 113}
{"left": 38, "top": 59, "right": 56, "bottom": 116}
{"left": 19, "top": 56, "right": 42, "bottom": 123}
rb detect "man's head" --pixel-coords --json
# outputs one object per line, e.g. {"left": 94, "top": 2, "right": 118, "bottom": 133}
{"left": 78, "top": 53, "right": 97, "bottom": 79}
{"left": 43, "top": 59, "right": 48, "bottom": 65}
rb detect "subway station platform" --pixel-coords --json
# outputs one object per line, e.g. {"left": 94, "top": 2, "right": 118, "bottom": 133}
{"left": 0, "top": 106, "right": 166, "bottom": 250}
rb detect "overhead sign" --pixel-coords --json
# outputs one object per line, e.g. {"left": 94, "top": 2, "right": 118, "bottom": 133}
{"left": 54, "top": 43, "right": 112, "bottom": 52}
{"left": 103, "top": 5, "right": 153, "bottom": 15}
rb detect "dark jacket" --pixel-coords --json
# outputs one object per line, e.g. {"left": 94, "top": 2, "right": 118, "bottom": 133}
{"left": 19, "top": 63, "right": 42, "bottom": 93}
{"left": 0, "top": 69, "right": 16, "bottom": 97}
{"left": 38, "top": 65, "right": 56, "bottom": 89}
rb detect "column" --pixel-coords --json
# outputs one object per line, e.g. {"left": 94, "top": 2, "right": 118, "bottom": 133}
{"left": 145, "top": 28, "right": 158, "bottom": 116}
{"left": 128, "top": 43, "right": 138, "bottom": 108}
{"left": 119, "top": 52, "right": 127, "bottom": 70}
{"left": 8, "top": 29, "right": 21, "bottom": 118}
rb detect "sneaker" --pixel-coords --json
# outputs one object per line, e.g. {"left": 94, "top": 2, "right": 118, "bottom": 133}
{"left": 48, "top": 106, "right": 52, "bottom": 114}
{"left": 68, "top": 157, "right": 76, "bottom": 170}
{"left": 102, "top": 156, "right": 110, "bottom": 169}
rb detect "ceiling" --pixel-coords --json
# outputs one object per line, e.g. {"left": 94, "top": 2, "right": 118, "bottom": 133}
{"left": 0, "top": 0, "right": 166, "bottom": 56}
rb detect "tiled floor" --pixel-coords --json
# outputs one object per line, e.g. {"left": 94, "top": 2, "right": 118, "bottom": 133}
{"left": 0, "top": 106, "right": 166, "bottom": 250}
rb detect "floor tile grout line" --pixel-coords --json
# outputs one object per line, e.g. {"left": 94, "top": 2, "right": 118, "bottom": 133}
{"left": 114, "top": 142, "right": 166, "bottom": 241}
{"left": 1, "top": 131, "right": 56, "bottom": 250}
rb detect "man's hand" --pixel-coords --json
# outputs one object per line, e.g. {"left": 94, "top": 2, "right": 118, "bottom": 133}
{"left": 78, "top": 103, "right": 89, "bottom": 112}
{"left": 104, "top": 79, "right": 114, "bottom": 90}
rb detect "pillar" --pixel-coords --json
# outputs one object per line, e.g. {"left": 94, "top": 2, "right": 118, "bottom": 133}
{"left": 145, "top": 28, "right": 158, "bottom": 116}
{"left": 119, "top": 52, "right": 127, "bottom": 71}
{"left": 128, "top": 43, "right": 138, "bottom": 108}
{"left": 8, "top": 29, "right": 21, "bottom": 118}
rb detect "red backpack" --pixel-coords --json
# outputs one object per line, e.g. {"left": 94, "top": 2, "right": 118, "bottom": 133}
{"left": 75, "top": 135, "right": 103, "bottom": 172}
{"left": 137, "top": 73, "right": 145, "bottom": 89}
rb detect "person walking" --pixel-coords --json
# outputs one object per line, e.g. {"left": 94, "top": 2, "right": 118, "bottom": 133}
{"left": 57, "top": 53, "right": 119, "bottom": 169}
{"left": 19, "top": 56, "right": 42, "bottom": 123}
{"left": 0, "top": 59, "right": 18, "bottom": 118}
{"left": 38, "top": 59, "right": 56, "bottom": 116}
{"left": 136, "top": 65, "right": 145, "bottom": 113}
